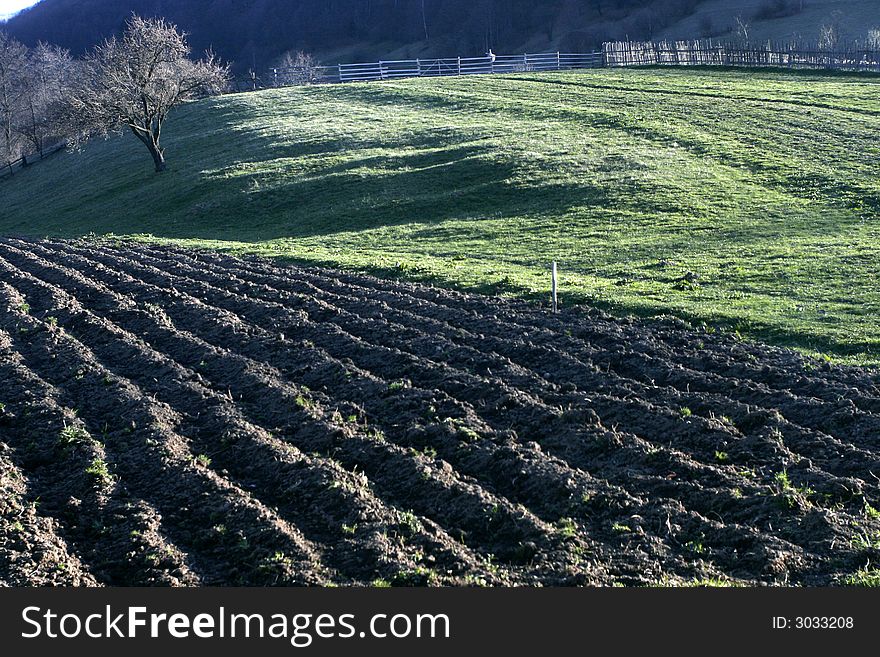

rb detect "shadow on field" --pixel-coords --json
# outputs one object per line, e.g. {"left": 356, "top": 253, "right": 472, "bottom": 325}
{"left": 1, "top": 92, "right": 608, "bottom": 243}
{"left": 186, "top": 107, "right": 611, "bottom": 241}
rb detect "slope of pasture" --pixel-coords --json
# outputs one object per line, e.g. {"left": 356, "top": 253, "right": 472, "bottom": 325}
{"left": 2, "top": 68, "right": 880, "bottom": 362}
{"left": 2, "top": 237, "right": 880, "bottom": 586}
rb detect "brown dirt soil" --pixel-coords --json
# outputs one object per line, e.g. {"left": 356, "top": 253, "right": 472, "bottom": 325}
{"left": 1, "top": 236, "right": 880, "bottom": 587}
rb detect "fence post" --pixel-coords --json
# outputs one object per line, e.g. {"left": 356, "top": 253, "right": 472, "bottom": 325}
{"left": 557, "top": 51, "right": 561, "bottom": 69}
{"left": 338, "top": 63, "right": 343, "bottom": 83}
{"left": 417, "top": 58, "right": 421, "bottom": 76}
{"left": 551, "top": 262, "right": 558, "bottom": 314}
{"left": 457, "top": 56, "right": 461, "bottom": 75}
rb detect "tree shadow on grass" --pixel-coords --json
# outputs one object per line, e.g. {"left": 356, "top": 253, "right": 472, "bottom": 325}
{"left": 0, "top": 93, "right": 609, "bottom": 243}
{"left": 180, "top": 138, "right": 610, "bottom": 242}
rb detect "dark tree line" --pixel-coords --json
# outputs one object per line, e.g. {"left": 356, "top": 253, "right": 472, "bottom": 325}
{"left": 3, "top": 0, "right": 704, "bottom": 70}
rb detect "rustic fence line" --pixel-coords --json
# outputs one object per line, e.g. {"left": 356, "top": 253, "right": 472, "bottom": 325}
{"left": 235, "top": 40, "right": 880, "bottom": 92}
{"left": 0, "top": 142, "right": 66, "bottom": 179}
{"left": 603, "top": 40, "right": 880, "bottom": 72}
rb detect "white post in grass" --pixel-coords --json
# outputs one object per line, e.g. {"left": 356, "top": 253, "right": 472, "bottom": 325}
{"left": 551, "top": 261, "right": 558, "bottom": 314}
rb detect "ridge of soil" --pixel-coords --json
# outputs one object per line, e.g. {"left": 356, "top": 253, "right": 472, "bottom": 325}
{"left": 2, "top": 237, "right": 879, "bottom": 586}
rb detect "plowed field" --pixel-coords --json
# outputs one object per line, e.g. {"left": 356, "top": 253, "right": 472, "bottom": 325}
{"left": 2, "top": 237, "right": 880, "bottom": 586}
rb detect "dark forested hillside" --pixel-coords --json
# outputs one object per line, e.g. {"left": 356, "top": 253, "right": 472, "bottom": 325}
{"left": 2, "top": 0, "right": 701, "bottom": 68}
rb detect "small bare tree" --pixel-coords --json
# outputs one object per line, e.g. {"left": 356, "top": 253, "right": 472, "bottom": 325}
{"left": 819, "top": 24, "right": 839, "bottom": 51}
{"left": 0, "top": 32, "right": 28, "bottom": 169}
{"left": 274, "top": 51, "right": 319, "bottom": 86}
{"left": 69, "top": 15, "right": 229, "bottom": 173}
{"left": 15, "top": 43, "right": 74, "bottom": 161}
{"left": 819, "top": 11, "right": 843, "bottom": 51}
{"left": 733, "top": 15, "right": 751, "bottom": 46}
{"left": 867, "top": 28, "right": 880, "bottom": 51}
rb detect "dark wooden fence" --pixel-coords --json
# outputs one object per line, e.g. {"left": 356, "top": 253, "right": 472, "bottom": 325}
{"left": 604, "top": 40, "right": 880, "bottom": 72}
{"left": 0, "top": 142, "right": 66, "bottom": 180}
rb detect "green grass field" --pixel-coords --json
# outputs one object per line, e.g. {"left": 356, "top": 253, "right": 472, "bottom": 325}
{"left": 3, "top": 67, "right": 880, "bottom": 363}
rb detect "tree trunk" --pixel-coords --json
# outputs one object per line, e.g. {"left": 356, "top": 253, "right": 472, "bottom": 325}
{"left": 421, "top": 0, "right": 429, "bottom": 41}
{"left": 131, "top": 126, "right": 167, "bottom": 173}
{"left": 148, "top": 143, "right": 167, "bottom": 172}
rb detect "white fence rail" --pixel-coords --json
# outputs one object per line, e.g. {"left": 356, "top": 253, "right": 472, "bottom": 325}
{"left": 240, "top": 41, "right": 880, "bottom": 92}
{"left": 255, "top": 51, "right": 604, "bottom": 88}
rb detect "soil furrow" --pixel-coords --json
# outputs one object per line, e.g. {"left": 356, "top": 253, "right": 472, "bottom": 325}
{"left": 0, "top": 427, "right": 100, "bottom": 586}
{"left": 0, "top": 247, "right": 508, "bottom": 585}
{"left": 114, "top": 242, "right": 880, "bottom": 512}
{"left": 0, "top": 268, "right": 330, "bottom": 586}
{"left": 0, "top": 242, "right": 574, "bottom": 584}
{"left": 0, "top": 325, "right": 198, "bottom": 586}
{"left": 31, "top": 240, "right": 850, "bottom": 583}
{"left": 3, "top": 237, "right": 879, "bottom": 586}
{"left": 130, "top": 243, "right": 880, "bottom": 450}
{"left": 163, "top": 243, "right": 878, "bottom": 406}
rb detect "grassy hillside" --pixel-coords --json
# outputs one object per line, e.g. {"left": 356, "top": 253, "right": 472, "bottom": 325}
{"left": 3, "top": 67, "right": 880, "bottom": 363}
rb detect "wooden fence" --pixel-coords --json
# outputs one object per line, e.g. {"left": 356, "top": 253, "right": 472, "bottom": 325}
{"left": 604, "top": 40, "right": 880, "bottom": 72}
{"left": 1, "top": 142, "right": 66, "bottom": 179}
{"left": 238, "top": 40, "right": 880, "bottom": 92}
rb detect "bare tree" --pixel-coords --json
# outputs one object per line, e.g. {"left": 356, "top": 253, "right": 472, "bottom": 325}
{"left": 68, "top": 15, "right": 229, "bottom": 173}
{"left": 819, "top": 11, "right": 844, "bottom": 51}
{"left": 733, "top": 15, "right": 751, "bottom": 46}
{"left": 274, "top": 50, "right": 319, "bottom": 86}
{"left": 15, "top": 43, "right": 74, "bottom": 161}
{"left": 0, "top": 32, "right": 28, "bottom": 170}
{"left": 421, "top": 0, "right": 430, "bottom": 41}
{"left": 867, "top": 28, "right": 880, "bottom": 51}
{"left": 818, "top": 24, "right": 838, "bottom": 51}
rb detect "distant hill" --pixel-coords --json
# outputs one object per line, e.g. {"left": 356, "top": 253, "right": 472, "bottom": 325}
{"left": 0, "top": 1, "right": 682, "bottom": 68}
{"left": 658, "top": 0, "right": 880, "bottom": 45}
{"left": 1, "top": 0, "right": 878, "bottom": 70}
